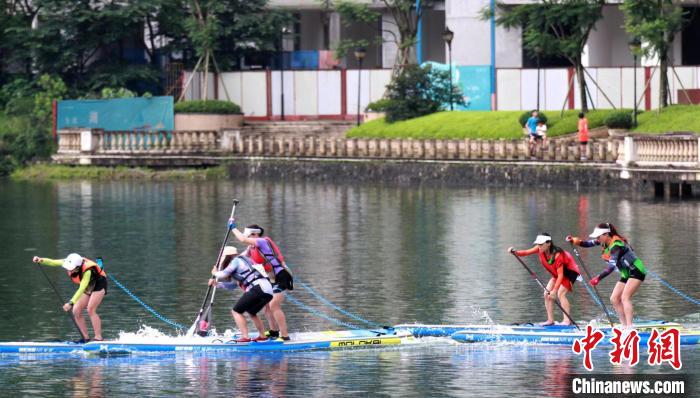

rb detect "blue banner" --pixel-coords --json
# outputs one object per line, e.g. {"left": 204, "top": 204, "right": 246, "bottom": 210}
{"left": 57, "top": 96, "right": 174, "bottom": 131}
{"left": 422, "top": 62, "right": 492, "bottom": 111}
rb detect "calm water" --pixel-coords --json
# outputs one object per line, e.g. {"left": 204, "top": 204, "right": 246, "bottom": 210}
{"left": 0, "top": 178, "right": 698, "bottom": 397}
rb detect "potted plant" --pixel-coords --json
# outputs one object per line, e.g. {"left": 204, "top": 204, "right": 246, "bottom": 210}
{"left": 605, "top": 111, "right": 632, "bottom": 137}
{"left": 174, "top": 100, "right": 243, "bottom": 131}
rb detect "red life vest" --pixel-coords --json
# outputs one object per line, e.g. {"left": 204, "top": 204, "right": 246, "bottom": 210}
{"left": 538, "top": 250, "right": 580, "bottom": 279}
{"left": 69, "top": 258, "right": 107, "bottom": 285}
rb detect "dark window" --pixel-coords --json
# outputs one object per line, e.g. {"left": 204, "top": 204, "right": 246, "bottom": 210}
{"left": 682, "top": 7, "right": 700, "bottom": 65}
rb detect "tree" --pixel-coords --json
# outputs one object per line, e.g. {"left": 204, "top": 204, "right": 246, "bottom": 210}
{"left": 333, "top": 0, "right": 423, "bottom": 74}
{"left": 485, "top": 0, "right": 604, "bottom": 113}
{"left": 621, "top": 0, "right": 687, "bottom": 108}
{"left": 384, "top": 64, "right": 464, "bottom": 122}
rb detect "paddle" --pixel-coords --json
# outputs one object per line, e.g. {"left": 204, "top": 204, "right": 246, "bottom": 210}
{"left": 34, "top": 260, "right": 89, "bottom": 342}
{"left": 568, "top": 242, "right": 616, "bottom": 328}
{"left": 187, "top": 199, "right": 239, "bottom": 337}
{"left": 509, "top": 251, "right": 581, "bottom": 330}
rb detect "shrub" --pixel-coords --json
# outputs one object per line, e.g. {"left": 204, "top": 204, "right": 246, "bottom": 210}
{"left": 365, "top": 98, "right": 390, "bottom": 113}
{"left": 605, "top": 111, "right": 632, "bottom": 129}
{"left": 174, "top": 100, "right": 241, "bottom": 114}
{"left": 384, "top": 64, "right": 464, "bottom": 123}
{"left": 518, "top": 111, "right": 548, "bottom": 127}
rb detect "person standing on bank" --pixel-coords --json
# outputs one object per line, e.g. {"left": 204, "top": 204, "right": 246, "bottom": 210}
{"left": 32, "top": 253, "right": 107, "bottom": 342}
{"left": 509, "top": 233, "right": 580, "bottom": 326}
{"left": 210, "top": 246, "right": 273, "bottom": 343}
{"left": 567, "top": 223, "right": 646, "bottom": 328}
{"left": 577, "top": 112, "right": 589, "bottom": 160}
{"left": 231, "top": 221, "right": 293, "bottom": 341}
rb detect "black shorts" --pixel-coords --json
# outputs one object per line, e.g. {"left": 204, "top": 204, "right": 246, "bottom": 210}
{"left": 273, "top": 269, "right": 294, "bottom": 293}
{"left": 233, "top": 285, "right": 273, "bottom": 315}
{"left": 564, "top": 269, "right": 579, "bottom": 285}
{"left": 580, "top": 141, "right": 588, "bottom": 146}
{"left": 86, "top": 276, "right": 108, "bottom": 295}
{"left": 620, "top": 266, "right": 646, "bottom": 283}
{"left": 530, "top": 135, "right": 543, "bottom": 141}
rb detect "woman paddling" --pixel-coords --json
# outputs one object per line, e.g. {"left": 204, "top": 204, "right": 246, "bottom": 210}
{"left": 231, "top": 222, "right": 293, "bottom": 341}
{"left": 567, "top": 223, "right": 646, "bottom": 329}
{"left": 32, "top": 253, "right": 107, "bottom": 342}
{"left": 210, "top": 246, "right": 273, "bottom": 343}
{"left": 509, "top": 233, "right": 580, "bottom": 326}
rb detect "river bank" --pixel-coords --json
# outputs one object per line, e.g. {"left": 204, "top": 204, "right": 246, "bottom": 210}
{"left": 12, "top": 159, "right": 699, "bottom": 199}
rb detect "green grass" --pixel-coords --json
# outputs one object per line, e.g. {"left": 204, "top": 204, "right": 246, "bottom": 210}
{"left": 348, "top": 106, "right": 700, "bottom": 139}
{"left": 632, "top": 105, "right": 700, "bottom": 134}
{"left": 11, "top": 164, "right": 229, "bottom": 180}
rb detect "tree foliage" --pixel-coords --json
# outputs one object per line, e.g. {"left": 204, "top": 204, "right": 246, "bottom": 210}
{"left": 620, "top": 0, "right": 687, "bottom": 108}
{"left": 486, "top": 0, "right": 604, "bottom": 113}
{"left": 384, "top": 64, "right": 464, "bottom": 123}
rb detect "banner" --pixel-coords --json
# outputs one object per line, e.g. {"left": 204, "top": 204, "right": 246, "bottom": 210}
{"left": 57, "top": 96, "right": 174, "bottom": 131}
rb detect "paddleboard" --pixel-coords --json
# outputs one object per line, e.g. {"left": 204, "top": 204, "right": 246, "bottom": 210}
{"left": 395, "top": 320, "right": 682, "bottom": 338}
{"left": 451, "top": 327, "right": 700, "bottom": 346}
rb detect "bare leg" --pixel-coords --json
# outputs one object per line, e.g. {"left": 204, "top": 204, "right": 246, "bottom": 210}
{"left": 557, "top": 286, "right": 572, "bottom": 325}
{"left": 72, "top": 294, "right": 90, "bottom": 340}
{"left": 542, "top": 279, "right": 555, "bottom": 325}
{"left": 264, "top": 304, "right": 278, "bottom": 331}
{"left": 610, "top": 282, "right": 626, "bottom": 327}
{"left": 86, "top": 290, "right": 105, "bottom": 340}
{"left": 250, "top": 314, "right": 266, "bottom": 336}
{"left": 621, "top": 279, "right": 642, "bottom": 328}
{"left": 232, "top": 310, "right": 248, "bottom": 339}
{"left": 270, "top": 292, "right": 289, "bottom": 337}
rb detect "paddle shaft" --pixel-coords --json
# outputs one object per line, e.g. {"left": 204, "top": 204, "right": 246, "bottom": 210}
{"left": 510, "top": 252, "right": 581, "bottom": 330}
{"left": 569, "top": 242, "right": 616, "bottom": 328}
{"left": 189, "top": 199, "right": 239, "bottom": 335}
{"left": 34, "top": 262, "right": 89, "bottom": 341}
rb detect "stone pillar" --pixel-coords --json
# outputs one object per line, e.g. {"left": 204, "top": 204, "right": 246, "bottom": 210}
{"left": 80, "top": 129, "right": 98, "bottom": 153}
{"left": 220, "top": 129, "right": 239, "bottom": 152}
{"left": 622, "top": 136, "right": 636, "bottom": 166}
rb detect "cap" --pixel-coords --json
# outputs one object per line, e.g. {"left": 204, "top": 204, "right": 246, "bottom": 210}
{"left": 243, "top": 227, "right": 262, "bottom": 238}
{"left": 62, "top": 253, "right": 83, "bottom": 271}
{"left": 589, "top": 227, "right": 611, "bottom": 238}
{"left": 533, "top": 234, "right": 552, "bottom": 245}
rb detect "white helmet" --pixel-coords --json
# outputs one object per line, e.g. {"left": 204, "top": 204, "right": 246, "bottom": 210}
{"left": 62, "top": 253, "right": 83, "bottom": 271}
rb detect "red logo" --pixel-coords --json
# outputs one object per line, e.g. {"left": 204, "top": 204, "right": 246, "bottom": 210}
{"left": 572, "top": 325, "right": 605, "bottom": 371}
{"left": 648, "top": 328, "right": 682, "bottom": 370}
{"left": 609, "top": 327, "right": 640, "bottom": 366}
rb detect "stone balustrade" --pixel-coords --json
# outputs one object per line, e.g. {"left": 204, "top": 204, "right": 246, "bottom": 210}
{"left": 619, "top": 135, "right": 700, "bottom": 167}
{"left": 56, "top": 129, "right": 699, "bottom": 167}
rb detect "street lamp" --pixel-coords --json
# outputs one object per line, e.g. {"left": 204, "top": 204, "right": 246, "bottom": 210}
{"left": 534, "top": 45, "right": 543, "bottom": 111}
{"left": 442, "top": 26, "right": 454, "bottom": 111}
{"left": 628, "top": 38, "right": 641, "bottom": 127}
{"left": 280, "top": 26, "right": 291, "bottom": 121}
{"left": 354, "top": 47, "right": 367, "bottom": 126}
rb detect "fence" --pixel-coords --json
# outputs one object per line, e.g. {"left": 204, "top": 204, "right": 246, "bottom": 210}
{"left": 57, "top": 129, "right": 700, "bottom": 167}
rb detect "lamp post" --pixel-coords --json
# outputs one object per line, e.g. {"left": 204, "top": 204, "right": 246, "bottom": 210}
{"left": 280, "top": 26, "right": 291, "bottom": 121}
{"left": 629, "top": 38, "right": 641, "bottom": 128}
{"left": 534, "top": 46, "right": 543, "bottom": 111}
{"left": 442, "top": 26, "right": 454, "bottom": 111}
{"left": 354, "top": 47, "right": 366, "bottom": 126}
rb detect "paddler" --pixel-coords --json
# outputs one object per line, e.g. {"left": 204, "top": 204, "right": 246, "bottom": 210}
{"left": 32, "top": 253, "right": 107, "bottom": 342}
{"left": 509, "top": 233, "right": 580, "bottom": 326}
{"left": 230, "top": 221, "right": 292, "bottom": 341}
{"left": 210, "top": 246, "right": 273, "bottom": 343}
{"left": 567, "top": 222, "right": 646, "bottom": 328}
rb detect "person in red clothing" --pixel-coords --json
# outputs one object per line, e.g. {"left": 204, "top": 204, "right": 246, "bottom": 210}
{"left": 509, "top": 233, "right": 580, "bottom": 326}
{"left": 577, "top": 112, "right": 589, "bottom": 160}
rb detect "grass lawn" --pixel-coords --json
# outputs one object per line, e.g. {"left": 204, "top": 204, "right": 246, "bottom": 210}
{"left": 11, "top": 164, "right": 229, "bottom": 180}
{"left": 347, "top": 105, "right": 700, "bottom": 139}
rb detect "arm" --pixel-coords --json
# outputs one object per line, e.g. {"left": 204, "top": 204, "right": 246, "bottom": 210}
{"left": 595, "top": 246, "right": 622, "bottom": 281}
{"left": 231, "top": 228, "right": 258, "bottom": 246}
{"left": 512, "top": 247, "right": 538, "bottom": 257}
{"left": 566, "top": 236, "right": 599, "bottom": 248}
{"left": 68, "top": 269, "right": 92, "bottom": 304}
{"left": 551, "top": 256, "right": 565, "bottom": 293}
{"left": 34, "top": 257, "right": 64, "bottom": 267}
